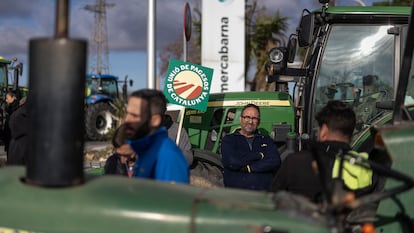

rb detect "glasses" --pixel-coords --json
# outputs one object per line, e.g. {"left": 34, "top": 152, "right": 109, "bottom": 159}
{"left": 116, "top": 153, "right": 136, "bottom": 163}
{"left": 241, "top": 115, "right": 260, "bottom": 122}
{"left": 115, "top": 153, "right": 134, "bottom": 158}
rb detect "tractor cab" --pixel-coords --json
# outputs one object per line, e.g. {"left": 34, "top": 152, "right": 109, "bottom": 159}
{"left": 0, "top": 57, "right": 11, "bottom": 92}
{"left": 85, "top": 73, "right": 119, "bottom": 104}
{"left": 265, "top": 1, "right": 414, "bottom": 232}
{"left": 266, "top": 4, "right": 412, "bottom": 152}
{"left": 0, "top": 56, "right": 25, "bottom": 141}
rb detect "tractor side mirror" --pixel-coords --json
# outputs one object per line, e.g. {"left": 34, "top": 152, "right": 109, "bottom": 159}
{"left": 297, "top": 9, "right": 315, "bottom": 48}
{"left": 287, "top": 35, "right": 297, "bottom": 63}
{"left": 17, "top": 62, "right": 23, "bottom": 76}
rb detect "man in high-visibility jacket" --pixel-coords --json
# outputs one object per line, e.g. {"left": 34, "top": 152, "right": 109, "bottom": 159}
{"left": 272, "top": 100, "right": 375, "bottom": 202}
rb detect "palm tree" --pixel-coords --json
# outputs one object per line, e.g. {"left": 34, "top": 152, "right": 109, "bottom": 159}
{"left": 246, "top": 7, "right": 288, "bottom": 91}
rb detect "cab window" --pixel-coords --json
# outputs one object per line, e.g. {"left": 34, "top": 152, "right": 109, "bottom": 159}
{"left": 313, "top": 25, "right": 395, "bottom": 137}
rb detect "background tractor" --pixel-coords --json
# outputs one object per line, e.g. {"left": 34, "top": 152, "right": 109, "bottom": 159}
{"left": 0, "top": 56, "right": 27, "bottom": 143}
{"left": 181, "top": 4, "right": 414, "bottom": 176}
{"left": 84, "top": 73, "right": 132, "bottom": 141}
{"left": 0, "top": 60, "right": 130, "bottom": 142}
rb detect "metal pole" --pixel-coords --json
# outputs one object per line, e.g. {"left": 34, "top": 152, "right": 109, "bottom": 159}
{"left": 183, "top": 32, "right": 187, "bottom": 62}
{"left": 26, "top": 0, "right": 86, "bottom": 187}
{"left": 55, "top": 0, "right": 69, "bottom": 38}
{"left": 147, "top": 0, "right": 156, "bottom": 89}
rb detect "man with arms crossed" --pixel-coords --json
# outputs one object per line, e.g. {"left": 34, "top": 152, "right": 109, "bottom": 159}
{"left": 221, "top": 104, "right": 281, "bottom": 191}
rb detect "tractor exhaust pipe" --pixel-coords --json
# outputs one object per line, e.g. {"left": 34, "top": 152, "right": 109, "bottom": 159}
{"left": 26, "top": 0, "right": 87, "bottom": 187}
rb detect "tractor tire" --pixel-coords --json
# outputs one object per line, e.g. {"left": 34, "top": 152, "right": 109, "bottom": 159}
{"left": 85, "top": 102, "right": 115, "bottom": 141}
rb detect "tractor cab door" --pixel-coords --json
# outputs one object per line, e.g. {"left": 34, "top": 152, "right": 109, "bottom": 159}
{"left": 0, "top": 62, "right": 8, "bottom": 132}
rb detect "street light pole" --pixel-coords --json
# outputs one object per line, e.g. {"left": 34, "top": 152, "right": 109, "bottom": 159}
{"left": 147, "top": 0, "right": 156, "bottom": 89}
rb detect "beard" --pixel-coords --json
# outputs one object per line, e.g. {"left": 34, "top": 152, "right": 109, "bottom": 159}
{"left": 124, "top": 118, "right": 151, "bottom": 140}
{"left": 241, "top": 122, "right": 257, "bottom": 135}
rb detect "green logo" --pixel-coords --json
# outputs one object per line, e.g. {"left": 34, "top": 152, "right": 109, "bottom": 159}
{"left": 163, "top": 59, "right": 213, "bottom": 112}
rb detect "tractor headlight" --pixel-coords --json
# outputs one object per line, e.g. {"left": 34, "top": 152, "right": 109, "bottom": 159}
{"left": 268, "top": 48, "right": 284, "bottom": 63}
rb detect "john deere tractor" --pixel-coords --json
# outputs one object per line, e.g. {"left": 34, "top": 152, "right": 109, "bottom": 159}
{"left": 0, "top": 56, "right": 27, "bottom": 142}
{"left": 182, "top": 3, "right": 414, "bottom": 176}
{"left": 265, "top": 2, "right": 412, "bottom": 153}
{"left": 0, "top": 60, "right": 129, "bottom": 142}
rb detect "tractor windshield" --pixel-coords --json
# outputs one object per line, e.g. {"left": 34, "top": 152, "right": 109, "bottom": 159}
{"left": 0, "top": 65, "right": 6, "bottom": 84}
{"left": 313, "top": 24, "right": 395, "bottom": 137}
{"left": 0, "top": 64, "right": 7, "bottom": 99}
{"left": 86, "top": 78, "right": 118, "bottom": 98}
{"left": 405, "top": 60, "right": 414, "bottom": 105}
{"left": 0, "top": 64, "right": 7, "bottom": 83}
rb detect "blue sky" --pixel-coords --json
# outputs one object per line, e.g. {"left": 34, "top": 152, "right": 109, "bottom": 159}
{"left": 0, "top": 0, "right": 376, "bottom": 91}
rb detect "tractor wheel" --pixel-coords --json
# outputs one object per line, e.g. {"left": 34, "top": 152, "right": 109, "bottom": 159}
{"left": 85, "top": 102, "right": 115, "bottom": 141}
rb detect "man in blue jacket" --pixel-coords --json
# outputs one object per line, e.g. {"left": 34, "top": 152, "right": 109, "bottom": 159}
{"left": 221, "top": 104, "right": 281, "bottom": 191}
{"left": 123, "top": 89, "right": 189, "bottom": 184}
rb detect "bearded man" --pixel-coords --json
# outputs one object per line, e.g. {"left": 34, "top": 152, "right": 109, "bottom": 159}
{"left": 123, "top": 89, "right": 189, "bottom": 184}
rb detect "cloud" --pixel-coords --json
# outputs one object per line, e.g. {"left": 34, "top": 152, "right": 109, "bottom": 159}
{"left": 0, "top": 0, "right": 374, "bottom": 62}
{"left": 70, "top": 0, "right": 187, "bottom": 52}
{"left": 0, "top": 0, "right": 315, "bottom": 57}
{"left": 0, "top": 1, "right": 55, "bottom": 58}
{"left": 0, "top": 1, "right": 39, "bottom": 18}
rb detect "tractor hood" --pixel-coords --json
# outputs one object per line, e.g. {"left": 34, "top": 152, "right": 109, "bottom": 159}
{"left": 0, "top": 167, "right": 329, "bottom": 233}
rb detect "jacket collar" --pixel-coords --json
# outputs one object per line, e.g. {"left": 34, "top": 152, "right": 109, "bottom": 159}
{"left": 233, "top": 128, "right": 261, "bottom": 137}
{"left": 127, "top": 127, "right": 168, "bottom": 151}
{"left": 307, "top": 140, "right": 351, "bottom": 161}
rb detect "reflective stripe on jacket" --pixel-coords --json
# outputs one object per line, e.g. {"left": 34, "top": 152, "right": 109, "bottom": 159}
{"left": 332, "top": 151, "right": 373, "bottom": 190}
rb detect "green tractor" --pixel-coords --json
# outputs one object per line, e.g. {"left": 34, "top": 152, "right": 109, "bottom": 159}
{"left": 263, "top": 1, "right": 414, "bottom": 232}
{"left": 0, "top": 56, "right": 27, "bottom": 143}
{"left": 181, "top": 91, "right": 296, "bottom": 173}
{"left": 265, "top": 3, "right": 412, "bottom": 153}
{"left": 180, "top": 1, "right": 414, "bottom": 231}
{"left": 182, "top": 3, "right": 414, "bottom": 191}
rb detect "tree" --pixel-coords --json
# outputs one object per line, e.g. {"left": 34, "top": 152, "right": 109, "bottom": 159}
{"left": 247, "top": 8, "right": 288, "bottom": 91}
{"left": 158, "top": 0, "right": 289, "bottom": 92}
